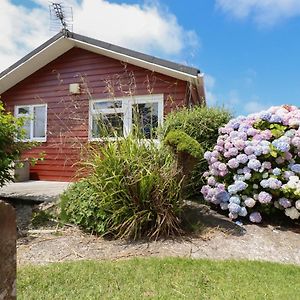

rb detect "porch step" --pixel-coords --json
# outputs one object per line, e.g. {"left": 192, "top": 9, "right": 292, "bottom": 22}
{"left": 0, "top": 181, "right": 70, "bottom": 202}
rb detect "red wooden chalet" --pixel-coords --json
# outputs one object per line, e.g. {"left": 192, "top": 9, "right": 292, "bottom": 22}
{"left": 0, "top": 30, "right": 205, "bottom": 182}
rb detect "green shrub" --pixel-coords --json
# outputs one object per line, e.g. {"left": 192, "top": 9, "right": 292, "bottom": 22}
{"left": 60, "top": 136, "right": 184, "bottom": 240}
{"left": 0, "top": 101, "right": 27, "bottom": 187}
{"left": 164, "top": 130, "right": 203, "bottom": 159}
{"left": 60, "top": 179, "right": 107, "bottom": 232}
{"left": 161, "top": 106, "right": 232, "bottom": 195}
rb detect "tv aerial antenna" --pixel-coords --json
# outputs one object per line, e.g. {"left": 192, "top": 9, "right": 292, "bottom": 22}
{"left": 49, "top": 2, "right": 73, "bottom": 35}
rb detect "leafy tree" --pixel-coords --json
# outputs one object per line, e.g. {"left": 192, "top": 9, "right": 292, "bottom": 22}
{"left": 0, "top": 101, "right": 27, "bottom": 187}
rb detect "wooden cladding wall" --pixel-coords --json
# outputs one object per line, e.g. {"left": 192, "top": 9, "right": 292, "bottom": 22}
{"left": 2, "top": 47, "right": 190, "bottom": 181}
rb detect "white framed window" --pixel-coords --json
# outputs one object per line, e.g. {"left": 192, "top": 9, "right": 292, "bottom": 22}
{"left": 15, "top": 104, "right": 47, "bottom": 142}
{"left": 89, "top": 94, "right": 163, "bottom": 141}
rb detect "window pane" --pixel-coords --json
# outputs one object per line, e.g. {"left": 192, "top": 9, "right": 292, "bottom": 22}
{"left": 93, "top": 101, "right": 122, "bottom": 110}
{"left": 92, "top": 113, "right": 123, "bottom": 138}
{"left": 33, "top": 106, "right": 46, "bottom": 138}
{"left": 18, "top": 107, "right": 30, "bottom": 114}
{"left": 132, "top": 103, "right": 159, "bottom": 139}
{"left": 22, "top": 119, "right": 31, "bottom": 139}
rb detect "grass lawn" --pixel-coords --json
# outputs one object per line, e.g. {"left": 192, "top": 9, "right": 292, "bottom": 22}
{"left": 18, "top": 258, "right": 300, "bottom": 300}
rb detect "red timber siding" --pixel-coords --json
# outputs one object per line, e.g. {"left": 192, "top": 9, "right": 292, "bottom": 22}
{"left": 2, "top": 47, "right": 190, "bottom": 181}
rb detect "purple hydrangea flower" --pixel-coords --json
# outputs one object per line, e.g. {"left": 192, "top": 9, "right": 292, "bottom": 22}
{"left": 254, "top": 147, "right": 263, "bottom": 156}
{"left": 260, "top": 179, "right": 268, "bottom": 188}
{"left": 220, "top": 202, "right": 229, "bottom": 210}
{"left": 262, "top": 162, "right": 272, "bottom": 170}
{"left": 238, "top": 207, "right": 248, "bottom": 217}
{"left": 272, "top": 139, "right": 290, "bottom": 152}
{"left": 283, "top": 171, "right": 295, "bottom": 180}
{"left": 207, "top": 177, "right": 216, "bottom": 186}
{"left": 235, "top": 180, "right": 248, "bottom": 191}
{"left": 224, "top": 142, "right": 233, "bottom": 149}
{"left": 236, "top": 154, "right": 248, "bottom": 164}
{"left": 216, "top": 183, "right": 226, "bottom": 191}
{"left": 227, "top": 158, "right": 239, "bottom": 169}
{"left": 279, "top": 198, "right": 292, "bottom": 208}
{"left": 247, "top": 159, "right": 261, "bottom": 171}
{"left": 259, "top": 111, "right": 272, "bottom": 121}
{"left": 267, "top": 178, "right": 282, "bottom": 189}
{"left": 217, "top": 139, "right": 225, "bottom": 146}
{"left": 258, "top": 191, "right": 272, "bottom": 204}
{"left": 233, "top": 139, "right": 245, "bottom": 150}
{"left": 292, "top": 137, "right": 300, "bottom": 148}
{"left": 215, "top": 191, "right": 230, "bottom": 203}
{"left": 244, "top": 173, "right": 251, "bottom": 180}
{"left": 249, "top": 212, "right": 262, "bottom": 223}
{"left": 201, "top": 185, "right": 210, "bottom": 197}
{"left": 290, "top": 164, "right": 300, "bottom": 174}
{"left": 246, "top": 128, "right": 258, "bottom": 137}
{"left": 244, "top": 146, "right": 255, "bottom": 155}
{"left": 227, "top": 147, "right": 239, "bottom": 157}
{"left": 228, "top": 212, "right": 238, "bottom": 219}
{"left": 269, "top": 115, "right": 282, "bottom": 123}
{"left": 204, "top": 151, "right": 212, "bottom": 161}
{"left": 229, "top": 196, "right": 241, "bottom": 205}
{"left": 275, "top": 157, "right": 285, "bottom": 164}
{"left": 244, "top": 198, "right": 256, "bottom": 208}
{"left": 272, "top": 168, "right": 281, "bottom": 176}
{"left": 218, "top": 163, "right": 228, "bottom": 172}
{"left": 228, "top": 203, "right": 241, "bottom": 214}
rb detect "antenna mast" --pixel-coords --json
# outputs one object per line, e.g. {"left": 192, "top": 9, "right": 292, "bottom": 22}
{"left": 49, "top": 2, "right": 73, "bottom": 35}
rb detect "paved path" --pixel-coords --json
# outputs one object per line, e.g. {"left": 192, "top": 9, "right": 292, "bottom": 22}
{"left": 0, "top": 181, "right": 70, "bottom": 202}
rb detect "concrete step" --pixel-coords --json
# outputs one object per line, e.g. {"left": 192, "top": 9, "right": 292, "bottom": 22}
{"left": 0, "top": 181, "right": 70, "bottom": 202}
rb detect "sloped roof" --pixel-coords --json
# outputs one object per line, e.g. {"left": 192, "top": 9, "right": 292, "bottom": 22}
{"left": 0, "top": 30, "right": 202, "bottom": 94}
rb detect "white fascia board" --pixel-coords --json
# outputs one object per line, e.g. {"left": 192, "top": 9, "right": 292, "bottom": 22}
{"left": 0, "top": 37, "right": 73, "bottom": 94}
{"left": 71, "top": 39, "right": 198, "bottom": 82}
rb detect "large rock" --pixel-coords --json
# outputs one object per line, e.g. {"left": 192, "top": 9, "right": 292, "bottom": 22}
{"left": 0, "top": 201, "right": 16, "bottom": 300}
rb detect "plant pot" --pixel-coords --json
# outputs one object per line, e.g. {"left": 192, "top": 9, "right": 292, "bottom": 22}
{"left": 14, "top": 160, "right": 30, "bottom": 182}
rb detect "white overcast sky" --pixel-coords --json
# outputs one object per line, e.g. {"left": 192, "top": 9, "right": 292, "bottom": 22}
{"left": 0, "top": 0, "right": 199, "bottom": 71}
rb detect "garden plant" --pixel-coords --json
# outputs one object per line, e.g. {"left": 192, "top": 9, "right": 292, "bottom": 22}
{"left": 61, "top": 136, "right": 183, "bottom": 240}
{"left": 0, "top": 101, "right": 27, "bottom": 187}
{"left": 202, "top": 105, "right": 300, "bottom": 222}
{"left": 162, "top": 106, "right": 232, "bottom": 194}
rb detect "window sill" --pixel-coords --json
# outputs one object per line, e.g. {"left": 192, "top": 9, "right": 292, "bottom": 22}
{"left": 88, "top": 137, "right": 161, "bottom": 145}
{"left": 18, "top": 138, "right": 47, "bottom": 143}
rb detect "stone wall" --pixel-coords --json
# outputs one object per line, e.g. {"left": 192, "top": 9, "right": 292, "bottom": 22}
{"left": 0, "top": 201, "right": 16, "bottom": 300}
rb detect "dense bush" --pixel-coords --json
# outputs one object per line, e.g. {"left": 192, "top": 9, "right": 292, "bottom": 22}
{"left": 0, "top": 102, "right": 26, "bottom": 187}
{"left": 164, "top": 130, "right": 203, "bottom": 159}
{"left": 161, "top": 106, "right": 232, "bottom": 194}
{"left": 202, "top": 105, "right": 300, "bottom": 222}
{"left": 60, "top": 136, "right": 184, "bottom": 240}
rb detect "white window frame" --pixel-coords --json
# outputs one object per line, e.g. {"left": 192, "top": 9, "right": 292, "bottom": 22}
{"left": 15, "top": 104, "right": 47, "bottom": 142}
{"left": 89, "top": 94, "right": 164, "bottom": 141}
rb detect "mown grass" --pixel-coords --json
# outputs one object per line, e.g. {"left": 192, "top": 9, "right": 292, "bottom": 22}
{"left": 18, "top": 258, "right": 300, "bottom": 300}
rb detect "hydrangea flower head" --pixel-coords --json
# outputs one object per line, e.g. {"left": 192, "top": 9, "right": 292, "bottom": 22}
{"left": 272, "top": 168, "right": 281, "bottom": 176}
{"left": 215, "top": 191, "right": 230, "bottom": 203}
{"left": 249, "top": 212, "right": 262, "bottom": 223}
{"left": 258, "top": 191, "right": 272, "bottom": 204}
{"left": 247, "top": 159, "right": 261, "bottom": 171}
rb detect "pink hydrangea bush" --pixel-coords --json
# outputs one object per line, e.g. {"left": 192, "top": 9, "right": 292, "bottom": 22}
{"left": 201, "top": 105, "right": 300, "bottom": 223}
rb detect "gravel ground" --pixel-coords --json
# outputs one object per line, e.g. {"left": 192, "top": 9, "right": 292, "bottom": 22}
{"left": 17, "top": 204, "right": 300, "bottom": 266}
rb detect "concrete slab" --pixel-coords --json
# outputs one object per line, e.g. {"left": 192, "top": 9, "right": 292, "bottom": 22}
{"left": 0, "top": 181, "right": 70, "bottom": 202}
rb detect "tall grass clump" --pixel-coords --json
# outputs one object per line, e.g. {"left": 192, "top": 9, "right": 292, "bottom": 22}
{"left": 161, "top": 106, "right": 232, "bottom": 195}
{"left": 60, "top": 136, "right": 184, "bottom": 240}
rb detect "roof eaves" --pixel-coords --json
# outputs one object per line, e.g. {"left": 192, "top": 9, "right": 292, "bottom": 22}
{"left": 0, "top": 31, "right": 65, "bottom": 79}
{"left": 69, "top": 32, "right": 200, "bottom": 77}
